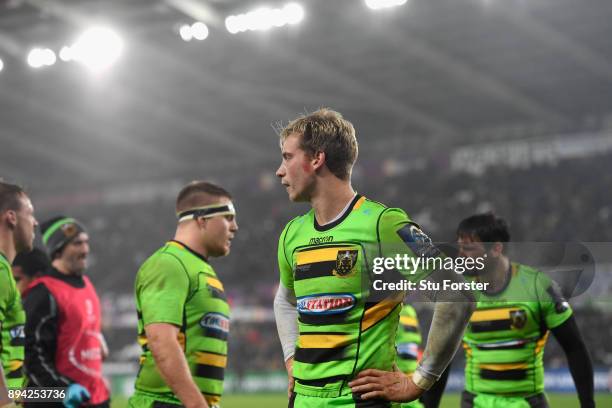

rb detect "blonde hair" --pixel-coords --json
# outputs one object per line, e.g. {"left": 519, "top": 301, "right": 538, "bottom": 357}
{"left": 280, "top": 108, "right": 358, "bottom": 180}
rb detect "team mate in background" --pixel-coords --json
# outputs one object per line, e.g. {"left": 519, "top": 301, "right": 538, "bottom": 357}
{"left": 23, "top": 217, "right": 109, "bottom": 408}
{"left": 395, "top": 304, "right": 424, "bottom": 408}
{"left": 273, "top": 108, "right": 475, "bottom": 408}
{"left": 12, "top": 248, "right": 50, "bottom": 295}
{"left": 425, "top": 213, "right": 595, "bottom": 408}
{"left": 0, "top": 182, "right": 37, "bottom": 408}
{"left": 129, "top": 181, "right": 238, "bottom": 408}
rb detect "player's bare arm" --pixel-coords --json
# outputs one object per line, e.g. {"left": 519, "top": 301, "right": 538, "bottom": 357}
{"left": 146, "top": 323, "right": 209, "bottom": 408}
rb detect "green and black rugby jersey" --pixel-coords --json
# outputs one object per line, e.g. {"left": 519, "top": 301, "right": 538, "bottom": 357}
{"left": 133, "top": 241, "right": 230, "bottom": 406}
{"left": 0, "top": 252, "right": 25, "bottom": 388}
{"left": 395, "top": 304, "right": 422, "bottom": 375}
{"left": 278, "top": 194, "right": 435, "bottom": 398}
{"left": 462, "top": 263, "right": 573, "bottom": 396}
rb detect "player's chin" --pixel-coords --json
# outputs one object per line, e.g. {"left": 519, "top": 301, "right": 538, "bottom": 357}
{"left": 219, "top": 244, "right": 231, "bottom": 256}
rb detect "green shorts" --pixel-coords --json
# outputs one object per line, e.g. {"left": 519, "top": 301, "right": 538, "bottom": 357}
{"left": 461, "top": 391, "right": 549, "bottom": 408}
{"left": 289, "top": 392, "right": 402, "bottom": 408}
{"left": 128, "top": 391, "right": 220, "bottom": 408}
{"left": 128, "top": 392, "right": 182, "bottom": 408}
{"left": 399, "top": 400, "right": 424, "bottom": 408}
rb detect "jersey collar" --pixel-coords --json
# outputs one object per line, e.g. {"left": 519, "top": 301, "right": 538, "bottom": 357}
{"left": 169, "top": 240, "right": 209, "bottom": 262}
{"left": 313, "top": 194, "right": 363, "bottom": 232}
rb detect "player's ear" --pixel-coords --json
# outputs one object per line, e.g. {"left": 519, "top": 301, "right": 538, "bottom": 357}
{"left": 196, "top": 216, "right": 208, "bottom": 230}
{"left": 311, "top": 151, "right": 326, "bottom": 171}
{"left": 3, "top": 210, "right": 18, "bottom": 229}
{"left": 490, "top": 242, "right": 504, "bottom": 258}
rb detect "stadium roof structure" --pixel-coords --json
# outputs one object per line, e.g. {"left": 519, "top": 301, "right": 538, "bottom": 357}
{"left": 1, "top": 0, "right": 612, "bottom": 192}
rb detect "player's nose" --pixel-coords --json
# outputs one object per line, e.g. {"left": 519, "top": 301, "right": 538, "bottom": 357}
{"left": 276, "top": 164, "right": 285, "bottom": 178}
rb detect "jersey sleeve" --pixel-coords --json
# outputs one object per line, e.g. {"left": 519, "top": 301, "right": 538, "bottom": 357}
{"left": 377, "top": 208, "right": 440, "bottom": 282}
{"left": 278, "top": 222, "right": 294, "bottom": 291}
{"left": 0, "top": 264, "right": 15, "bottom": 322}
{"left": 536, "top": 272, "right": 573, "bottom": 329}
{"left": 137, "top": 254, "right": 190, "bottom": 327}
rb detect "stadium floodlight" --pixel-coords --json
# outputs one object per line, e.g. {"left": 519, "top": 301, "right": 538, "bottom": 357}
{"left": 27, "top": 48, "right": 56, "bottom": 68}
{"left": 283, "top": 3, "right": 304, "bottom": 24}
{"left": 365, "top": 0, "right": 407, "bottom": 10}
{"left": 179, "top": 24, "right": 193, "bottom": 41}
{"left": 225, "top": 2, "right": 304, "bottom": 34}
{"left": 59, "top": 46, "right": 73, "bottom": 62}
{"left": 70, "top": 26, "right": 123, "bottom": 72}
{"left": 190, "top": 22, "right": 209, "bottom": 40}
{"left": 0, "top": 58, "right": 3, "bottom": 72}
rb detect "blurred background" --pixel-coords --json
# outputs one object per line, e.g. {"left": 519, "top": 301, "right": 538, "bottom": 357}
{"left": 1, "top": 0, "right": 612, "bottom": 406}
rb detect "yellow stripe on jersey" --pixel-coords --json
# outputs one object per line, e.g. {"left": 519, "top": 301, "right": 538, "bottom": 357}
{"left": 400, "top": 316, "right": 418, "bottom": 327}
{"left": 479, "top": 362, "right": 528, "bottom": 371}
{"left": 298, "top": 333, "right": 351, "bottom": 349}
{"left": 470, "top": 308, "right": 519, "bottom": 322}
{"left": 463, "top": 342, "right": 473, "bottom": 358}
{"left": 204, "top": 394, "right": 221, "bottom": 405}
{"left": 296, "top": 247, "right": 356, "bottom": 266}
{"left": 535, "top": 332, "right": 549, "bottom": 354}
{"left": 362, "top": 294, "right": 403, "bottom": 331}
{"left": 194, "top": 352, "right": 227, "bottom": 367}
{"left": 8, "top": 360, "right": 23, "bottom": 372}
{"left": 206, "top": 277, "right": 224, "bottom": 291}
{"left": 353, "top": 196, "right": 367, "bottom": 210}
{"left": 138, "top": 335, "right": 148, "bottom": 346}
{"left": 167, "top": 241, "right": 185, "bottom": 250}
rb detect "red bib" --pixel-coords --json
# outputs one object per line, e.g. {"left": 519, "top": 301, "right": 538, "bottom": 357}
{"left": 28, "top": 275, "right": 109, "bottom": 405}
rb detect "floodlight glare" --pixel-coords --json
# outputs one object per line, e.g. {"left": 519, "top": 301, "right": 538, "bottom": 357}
{"left": 27, "top": 49, "right": 42, "bottom": 68}
{"left": 283, "top": 3, "right": 304, "bottom": 24}
{"left": 27, "top": 48, "right": 55, "bottom": 68}
{"left": 0, "top": 58, "right": 3, "bottom": 72}
{"left": 191, "top": 22, "right": 209, "bottom": 40}
{"left": 59, "top": 46, "right": 73, "bottom": 62}
{"left": 179, "top": 24, "right": 193, "bottom": 41}
{"left": 71, "top": 26, "right": 124, "bottom": 72}
{"left": 365, "top": 0, "right": 407, "bottom": 10}
{"left": 225, "top": 16, "right": 240, "bottom": 34}
{"left": 41, "top": 48, "right": 56, "bottom": 66}
{"left": 225, "top": 2, "right": 304, "bottom": 34}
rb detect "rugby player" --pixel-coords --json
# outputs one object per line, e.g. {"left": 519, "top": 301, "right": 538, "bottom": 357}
{"left": 0, "top": 182, "right": 37, "bottom": 407}
{"left": 273, "top": 108, "right": 475, "bottom": 407}
{"left": 426, "top": 213, "right": 595, "bottom": 408}
{"left": 129, "top": 181, "right": 238, "bottom": 408}
{"left": 396, "top": 304, "right": 423, "bottom": 408}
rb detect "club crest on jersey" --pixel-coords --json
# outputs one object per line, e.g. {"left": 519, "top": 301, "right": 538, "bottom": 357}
{"left": 199, "top": 312, "right": 230, "bottom": 334}
{"left": 333, "top": 250, "right": 358, "bottom": 277}
{"left": 297, "top": 293, "right": 356, "bottom": 315}
{"left": 510, "top": 310, "right": 527, "bottom": 329}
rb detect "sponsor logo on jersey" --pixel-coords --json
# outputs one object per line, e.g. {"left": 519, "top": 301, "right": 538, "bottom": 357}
{"left": 397, "top": 342, "right": 419, "bottom": 359}
{"left": 200, "top": 313, "right": 230, "bottom": 334}
{"left": 297, "top": 293, "right": 356, "bottom": 315}
{"left": 333, "top": 250, "right": 358, "bottom": 277}
{"left": 9, "top": 325, "right": 24, "bottom": 340}
{"left": 510, "top": 309, "right": 527, "bottom": 329}
{"left": 309, "top": 236, "right": 334, "bottom": 245}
